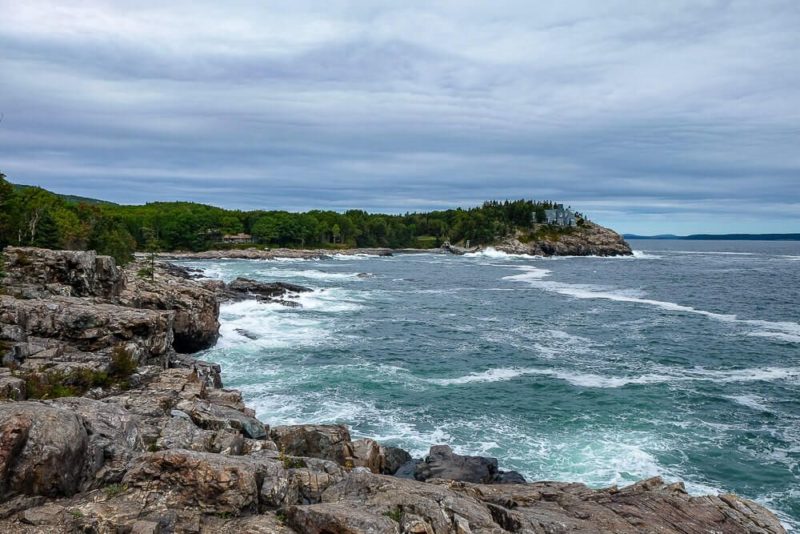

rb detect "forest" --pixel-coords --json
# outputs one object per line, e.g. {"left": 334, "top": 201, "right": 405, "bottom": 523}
{"left": 0, "top": 172, "right": 577, "bottom": 264}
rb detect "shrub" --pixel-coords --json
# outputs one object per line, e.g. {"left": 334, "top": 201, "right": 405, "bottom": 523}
{"left": 109, "top": 346, "right": 138, "bottom": 379}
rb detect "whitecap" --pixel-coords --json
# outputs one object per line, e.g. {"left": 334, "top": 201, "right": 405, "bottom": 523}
{"left": 254, "top": 267, "right": 366, "bottom": 281}
{"left": 632, "top": 250, "right": 663, "bottom": 259}
{"left": 426, "top": 365, "right": 800, "bottom": 389}
{"left": 464, "top": 247, "right": 532, "bottom": 259}
{"left": 724, "top": 394, "right": 771, "bottom": 412}
{"left": 503, "top": 265, "right": 800, "bottom": 343}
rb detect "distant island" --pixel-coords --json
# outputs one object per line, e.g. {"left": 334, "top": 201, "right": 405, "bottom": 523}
{"left": 1, "top": 173, "right": 631, "bottom": 261}
{"left": 625, "top": 233, "right": 800, "bottom": 241}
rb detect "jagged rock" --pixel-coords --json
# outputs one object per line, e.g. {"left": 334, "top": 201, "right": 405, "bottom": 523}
{"left": 494, "top": 222, "right": 632, "bottom": 257}
{"left": 352, "top": 438, "right": 384, "bottom": 474}
{"left": 288, "top": 502, "right": 400, "bottom": 534}
{"left": 120, "top": 263, "right": 220, "bottom": 353}
{"left": 235, "top": 328, "right": 259, "bottom": 340}
{"left": 413, "top": 445, "right": 526, "bottom": 485}
{"left": 0, "top": 372, "right": 25, "bottom": 400}
{"left": 223, "top": 277, "right": 312, "bottom": 302}
{"left": 156, "top": 416, "right": 244, "bottom": 455}
{"left": 1, "top": 247, "right": 123, "bottom": 299}
{"left": 271, "top": 425, "right": 354, "bottom": 465}
{"left": 0, "top": 295, "right": 173, "bottom": 366}
{"left": 260, "top": 459, "right": 347, "bottom": 508}
{"left": 317, "top": 472, "right": 499, "bottom": 533}
{"left": 176, "top": 398, "right": 268, "bottom": 439}
{"left": 48, "top": 397, "right": 145, "bottom": 488}
{"left": 0, "top": 403, "right": 88, "bottom": 498}
{"left": 122, "top": 449, "right": 262, "bottom": 514}
{"left": 381, "top": 446, "right": 413, "bottom": 475}
{"left": 169, "top": 354, "right": 222, "bottom": 388}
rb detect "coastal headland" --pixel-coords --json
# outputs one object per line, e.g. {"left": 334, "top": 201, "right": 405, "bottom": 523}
{"left": 0, "top": 247, "right": 783, "bottom": 533}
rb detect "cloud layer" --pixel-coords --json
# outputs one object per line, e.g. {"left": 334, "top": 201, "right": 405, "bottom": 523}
{"left": 1, "top": 0, "right": 798, "bottom": 233}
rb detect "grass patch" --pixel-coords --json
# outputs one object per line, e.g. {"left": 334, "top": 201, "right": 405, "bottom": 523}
{"left": 105, "top": 483, "right": 127, "bottom": 498}
{"left": 20, "top": 346, "right": 138, "bottom": 399}
{"left": 383, "top": 507, "right": 403, "bottom": 523}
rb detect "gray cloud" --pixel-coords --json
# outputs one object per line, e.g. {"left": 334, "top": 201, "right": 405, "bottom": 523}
{"left": 1, "top": 0, "right": 799, "bottom": 233}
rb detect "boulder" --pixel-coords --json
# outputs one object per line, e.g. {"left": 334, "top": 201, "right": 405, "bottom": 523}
{"left": 352, "top": 438, "right": 384, "bottom": 474}
{"left": 49, "top": 397, "right": 145, "bottom": 488}
{"left": 0, "top": 402, "right": 88, "bottom": 498}
{"left": 176, "top": 399, "right": 268, "bottom": 439}
{"left": 317, "top": 472, "right": 499, "bottom": 533}
{"left": 0, "top": 372, "right": 25, "bottom": 401}
{"left": 381, "top": 446, "right": 413, "bottom": 475}
{"left": 122, "top": 449, "right": 261, "bottom": 514}
{"left": 413, "top": 445, "right": 526, "bottom": 485}
{"left": 271, "top": 425, "right": 354, "bottom": 465}
{"left": 287, "top": 502, "right": 400, "bottom": 534}
{"left": 260, "top": 460, "right": 347, "bottom": 508}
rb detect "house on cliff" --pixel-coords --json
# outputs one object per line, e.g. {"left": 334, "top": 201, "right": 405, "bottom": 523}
{"left": 543, "top": 207, "right": 577, "bottom": 227}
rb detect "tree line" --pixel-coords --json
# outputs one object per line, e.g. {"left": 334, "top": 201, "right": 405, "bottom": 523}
{"left": 0, "top": 172, "right": 574, "bottom": 264}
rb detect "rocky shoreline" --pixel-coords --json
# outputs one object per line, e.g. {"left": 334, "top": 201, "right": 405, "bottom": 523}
{"left": 0, "top": 247, "right": 784, "bottom": 533}
{"left": 153, "top": 222, "right": 633, "bottom": 261}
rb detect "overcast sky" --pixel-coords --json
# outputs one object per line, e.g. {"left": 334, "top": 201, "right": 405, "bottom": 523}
{"left": 1, "top": 1, "right": 798, "bottom": 234}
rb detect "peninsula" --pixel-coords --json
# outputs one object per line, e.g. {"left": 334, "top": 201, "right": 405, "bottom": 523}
{"left": 1, "top": 175, "right": 631, "bottom": 261}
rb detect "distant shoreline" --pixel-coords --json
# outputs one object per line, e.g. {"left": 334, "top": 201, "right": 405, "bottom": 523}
{"left": 625, "top": 234, "right": 800, "bottom": 241}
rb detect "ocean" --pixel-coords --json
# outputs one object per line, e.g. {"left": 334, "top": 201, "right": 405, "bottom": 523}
{"left": 189, "top": 240, "right": 800, "bottom": 529}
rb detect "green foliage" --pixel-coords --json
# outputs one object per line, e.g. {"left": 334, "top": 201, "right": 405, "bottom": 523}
{"left": 278, "top": 447, "right": 306, "bottom": 469}
{"left": 109, "top": 346, "right": 138, "bottom": 381}
{"left": 19, "top": 346, "right": 137, "bottom": 399}
{"left": 104, "top": 483, "right": 128, "bottom": 498}
{"left": 0, "top": 172, "right": 572, "bottom": 253}
{"left": 383, "top": 507, "right": 403, "bottom": 522}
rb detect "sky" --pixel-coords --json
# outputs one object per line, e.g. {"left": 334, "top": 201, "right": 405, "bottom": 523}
{"left": 1, "top": 1, "right": 799, "bottom": 234}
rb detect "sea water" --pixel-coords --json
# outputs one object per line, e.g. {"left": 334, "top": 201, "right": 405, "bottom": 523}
{"left": 190, "top": 240, "right": 800, "bottom": 528}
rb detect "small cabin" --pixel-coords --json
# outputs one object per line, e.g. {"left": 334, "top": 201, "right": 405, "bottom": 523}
{"left": 221, "top": 233, "right": 254, "bottom": 244}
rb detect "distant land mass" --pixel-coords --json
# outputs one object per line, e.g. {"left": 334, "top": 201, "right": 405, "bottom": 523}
{"left": 624, "top": 233, "right": 800, "bottom": 241}
{"left": 12, "top": 183, "right": 118, "bottom": 206}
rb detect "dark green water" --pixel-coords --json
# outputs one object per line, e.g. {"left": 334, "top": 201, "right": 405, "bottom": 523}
{"left": 193, "top": 240, "right": 800, "bottom": 528}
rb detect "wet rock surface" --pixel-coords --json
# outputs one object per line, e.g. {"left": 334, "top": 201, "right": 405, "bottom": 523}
{"left": 0, "top": 247, "right": 786, "bottom": 533}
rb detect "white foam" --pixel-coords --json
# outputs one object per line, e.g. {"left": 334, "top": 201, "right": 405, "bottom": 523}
{"left": 254, "top": 267, "right": 366, "bottom": 281}
{"left": 427, "top": 368, "right": 529, "bottom": 385}
{"left": 501, "top": 265, "right": 552, "bottom": 282}
{"left": 427, "top": 365, "right": 800, "bottom": 389}
{"left": 504, "top": 265, "right": 800, "bottom": 343}
{"left": 464, "top": 247, "right": 531, "bottom": 259}
{"left": 632, "top": 250, "right": 663, "bottom": 259}
{"left": 725, "top": 394, "right": 771, "bottom": 412}
{"left": 294, "top": 288, "right": 365, "bottom": 312}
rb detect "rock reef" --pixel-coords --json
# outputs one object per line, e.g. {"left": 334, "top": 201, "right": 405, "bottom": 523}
{"left": 0, "top": 247, "right": 785, "bottom": 533}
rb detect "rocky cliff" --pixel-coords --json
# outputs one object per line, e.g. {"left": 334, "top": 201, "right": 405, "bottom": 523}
{"left": 0, "top": 248, "right": 785, "bottom": 533}
{"left": 493, "top": 222, "right": 632, "bottom": 257}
